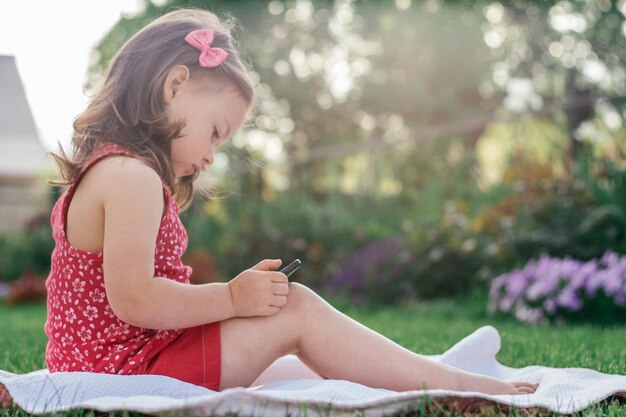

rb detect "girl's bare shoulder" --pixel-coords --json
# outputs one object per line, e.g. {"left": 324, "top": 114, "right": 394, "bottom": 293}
{"left": 84, "top": 155, "right": 163, "bottom": 198}
{"left": 66, "top": 156, "right": 164, "bottom": 253}
{"left": 75, "top": 155, "right": 165, "bottom": 221}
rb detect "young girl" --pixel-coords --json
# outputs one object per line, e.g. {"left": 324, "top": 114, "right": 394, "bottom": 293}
{"left": 41, "top": 7, "right": 538, "bottom": 396}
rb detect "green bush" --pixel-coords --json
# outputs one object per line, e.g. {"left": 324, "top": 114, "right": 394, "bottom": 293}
{"left": 406, "top": 215, "right": 492, "bottom": 299}
{"left": 182, "top": 191, "right": 408, "bottom": 289}
{"left": 181, "top": 141, "right": 625, "bottom": 304}
{"left": 474, "top": 152, "right": 626, "bottom": 274}
{"left": 322, "top": 237, "right": 415, "bottom": 306}
{"left": 0, "top": 213, "right": 54, "bottom": 282}
{"left": 399, "top": 149, "right": 626, "bottom": 302}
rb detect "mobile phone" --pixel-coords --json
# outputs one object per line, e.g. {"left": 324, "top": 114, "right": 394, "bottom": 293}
{"left": 280, "top": 259, "right": 302, "bottom": 278}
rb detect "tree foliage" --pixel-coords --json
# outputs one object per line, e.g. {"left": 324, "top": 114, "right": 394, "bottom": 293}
{"left": 87, "top": 0, "right": 626, "bottom": 199}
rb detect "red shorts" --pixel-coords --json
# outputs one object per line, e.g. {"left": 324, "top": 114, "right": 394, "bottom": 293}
{"left": 143, "top": 322, "right": 221, "bottom": 391}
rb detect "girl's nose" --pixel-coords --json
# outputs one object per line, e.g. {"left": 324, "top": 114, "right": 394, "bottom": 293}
{"left": 202, "top": 151, "right": 214, "bottom": 167}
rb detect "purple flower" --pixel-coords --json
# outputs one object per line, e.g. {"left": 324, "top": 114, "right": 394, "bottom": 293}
{"left": 325, "top": 237, "right": 414, "bottom": 304}
{"left": 488, "top": 251, "right": 626, "bottom": 324}
{"left": 556, "top": 288, "right": 582, "bottom": 311}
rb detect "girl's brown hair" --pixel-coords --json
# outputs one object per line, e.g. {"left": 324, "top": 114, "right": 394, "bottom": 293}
{"left": 49, "top": 7, "right": 256, "bottom": 210}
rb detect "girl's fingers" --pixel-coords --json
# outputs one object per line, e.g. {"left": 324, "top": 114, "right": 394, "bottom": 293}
{"left": 271, "top": 272, "right": 289, "bottom": 283}
{"left": 273, "top": 283, "right": 289, "bottom": 296}
{"left": 263, "top": 306, "right": 280, "bottom": 316}
{"left": 271, "top": 295, "right": 287, "bottom": 308}
{"left": 251, "top": 259, "right": 282, "bottom": 272}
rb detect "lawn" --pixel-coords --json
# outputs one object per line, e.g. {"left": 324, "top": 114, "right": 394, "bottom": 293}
{"left": 1, "top": 293, "right": 625, "bottom": 416}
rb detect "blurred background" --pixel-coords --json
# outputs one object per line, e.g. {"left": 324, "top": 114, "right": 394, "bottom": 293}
{"left": 1, "top": 0, "right": 625, "bottom": 325}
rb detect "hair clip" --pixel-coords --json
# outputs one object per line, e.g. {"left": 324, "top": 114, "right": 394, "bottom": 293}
{"left": 184, "top": 29, "right": 228, "bottom": 68}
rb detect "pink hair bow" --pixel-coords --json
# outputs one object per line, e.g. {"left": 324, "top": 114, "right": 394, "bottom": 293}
{"left": 184, "top": 29, "right": 228, "bottom": 68}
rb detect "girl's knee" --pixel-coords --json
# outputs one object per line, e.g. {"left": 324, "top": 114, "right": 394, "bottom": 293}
{"left": 285, "top": 282, "right": 324, "bottom": 312}
{"left": 287, "top": 282, "right": 311, "bottom": 302}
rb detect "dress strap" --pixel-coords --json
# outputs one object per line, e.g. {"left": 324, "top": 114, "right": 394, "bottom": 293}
{"left": 76, "top": 143, "right": 138, "bottom": 180}
{"left": 64, "top": 143, "right": 139, "bottom": 198}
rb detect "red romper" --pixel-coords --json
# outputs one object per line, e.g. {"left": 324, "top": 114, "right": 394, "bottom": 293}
{"left": 44, "top": 143, "right": 221, "bottom": 390}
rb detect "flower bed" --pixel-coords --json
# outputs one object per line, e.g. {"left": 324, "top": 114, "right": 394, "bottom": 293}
{"left": 488, "top": 251, "right": 626, "bottom": 325}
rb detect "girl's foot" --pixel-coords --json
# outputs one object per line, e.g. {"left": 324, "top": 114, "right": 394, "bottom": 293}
{"left": 505, "top": 381, "right": 539, "bottom": 395}
{"left": 0, "top": 383, "right": 13, "bottom": 409}
{"left": 458, "top": 372, "right": 539, "bottom": 395}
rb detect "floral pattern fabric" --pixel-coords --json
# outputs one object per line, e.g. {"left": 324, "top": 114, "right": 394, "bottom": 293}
{"left": 45, "top": 143, "right": 192, "bottom": 374}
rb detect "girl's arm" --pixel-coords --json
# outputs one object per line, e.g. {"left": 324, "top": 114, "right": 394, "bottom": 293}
{"left": 98, "top": 157, "right": 287, "bottom": 330}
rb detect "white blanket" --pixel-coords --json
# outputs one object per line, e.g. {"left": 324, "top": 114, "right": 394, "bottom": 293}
{"left": 2, "top": 326, "right": 625, "bottom": 416}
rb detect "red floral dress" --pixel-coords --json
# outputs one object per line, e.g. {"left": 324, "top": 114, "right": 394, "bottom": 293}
{"left": 44, "top": 143, "right": 221, "bottom": 390}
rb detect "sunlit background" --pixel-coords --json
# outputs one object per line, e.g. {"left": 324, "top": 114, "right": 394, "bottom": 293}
{"left": 1, "top": 0, "right": 625, "bottom": 324}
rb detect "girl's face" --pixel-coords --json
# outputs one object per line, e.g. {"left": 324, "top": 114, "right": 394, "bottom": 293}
{"left": 164, "top": 68, "right": 249, "bottom": 178}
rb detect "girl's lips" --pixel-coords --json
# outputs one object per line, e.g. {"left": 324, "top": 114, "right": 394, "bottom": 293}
{"left": 192, "top": 164, "right": 201, "bottom": 174}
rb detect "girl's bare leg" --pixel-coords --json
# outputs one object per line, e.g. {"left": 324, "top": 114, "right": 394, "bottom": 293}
{"left": 219, "top": 283, "right": 537, "bottom": 394}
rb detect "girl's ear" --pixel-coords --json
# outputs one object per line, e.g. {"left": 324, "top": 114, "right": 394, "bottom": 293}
{"left": 163, "top": 65, "right": 191, "bottom": 104}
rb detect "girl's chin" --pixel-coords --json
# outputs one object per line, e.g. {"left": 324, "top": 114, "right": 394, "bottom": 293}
{"left": 174, "top": 166, "right": 196, "bottom": 178}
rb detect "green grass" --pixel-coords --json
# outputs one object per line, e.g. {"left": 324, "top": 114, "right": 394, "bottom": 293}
{"left": 0, "top": 303, "right": 47, "bottom": 374}
{"left": 1, "top": 294, "right": 625, "bottom": 416}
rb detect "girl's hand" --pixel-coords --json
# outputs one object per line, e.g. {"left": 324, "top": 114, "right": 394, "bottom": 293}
{"left": 227, "top": 259, "right": 290, "bottom": 317}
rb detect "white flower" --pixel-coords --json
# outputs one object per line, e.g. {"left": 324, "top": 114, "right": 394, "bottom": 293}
{"left": 77, "top": 326, "right": 92, "bottom": 342}
{"left": 65, "top": 307, "right": 77, "bottom": 324}
{"left": 72, "top": 278, "right": 86, "bottom": 293}
{"left": 83, "top": 305, "right": 99, "bottom": 321}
